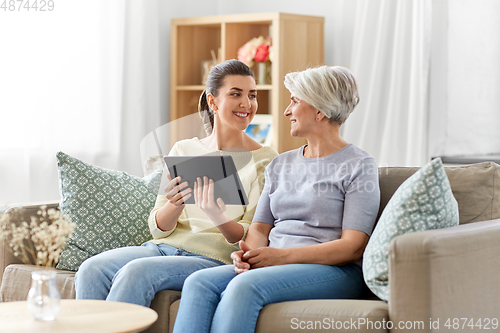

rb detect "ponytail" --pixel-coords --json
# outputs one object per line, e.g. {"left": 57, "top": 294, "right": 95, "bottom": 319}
{"left": 198, "top": 90, "right": 214, "bottom": 135}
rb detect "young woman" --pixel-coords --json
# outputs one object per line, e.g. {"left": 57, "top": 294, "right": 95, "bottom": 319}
{"left": 74, "top": 59, "right": 278, "bottom": 307}
{"left": 173, "top": 65, "right": 381, "bottom": 333}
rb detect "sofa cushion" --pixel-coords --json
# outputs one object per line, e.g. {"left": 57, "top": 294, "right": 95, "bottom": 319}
{"left": 55, "top": 152, "right": 161, "bottom": 271}
{"left": 363, "top": 158, "right": 459, "bottom": 301}
{"left": 167, "top": 299, "right": 388, "bottom": 333}
{"left": 146, "top": 290, "right": 181, "bottom": 333}
{"left": 378, "top": 161, "right": 500, "bottom": 224}
{"left": 444, "top": 162, "right": 500, "bottom": 224}
{"left": 255, "top": 300, "right": 389, "bottom": 333}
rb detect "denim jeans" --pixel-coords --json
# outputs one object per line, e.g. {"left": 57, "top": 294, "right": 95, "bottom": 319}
{"left": 74, "top": 241, "right": 224, "bottom": 307}
{"left": 172, "top": 263, "right": 363, "bottom": 333}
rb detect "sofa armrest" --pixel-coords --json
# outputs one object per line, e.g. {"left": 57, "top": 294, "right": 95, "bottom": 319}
{"left": 0, "top": 201, "right": 60, "bottom": 286}
{"left": 388, "top": 219, "right": 500, "bottom": 330}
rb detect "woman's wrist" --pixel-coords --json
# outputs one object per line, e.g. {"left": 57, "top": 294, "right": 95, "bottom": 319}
{"left": 156, "top": 201, "right": 183, "bottom": 231}
{"left": 281, "top": 247, "right": 294, "bottom": 265}
{"left": 208, "top": 212, "right": 231, "bottom": 226}
{"left": 214, "top": 217, "right": 244, "bottom": 243}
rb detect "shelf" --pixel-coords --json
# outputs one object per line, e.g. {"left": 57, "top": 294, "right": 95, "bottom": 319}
{"left": 170, "top": 13, "right": 324, "bottom": 153}
{"left": 175, "top": 85, "right": 205, "bottom": 91}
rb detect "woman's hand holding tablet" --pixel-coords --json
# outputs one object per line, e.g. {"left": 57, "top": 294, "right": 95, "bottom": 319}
{"left": 164, "top": 174, "right": 192, "bottom": 206}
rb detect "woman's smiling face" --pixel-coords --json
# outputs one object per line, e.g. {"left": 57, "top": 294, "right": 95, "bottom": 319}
{"left": 284, "top": 95, "right": 318, "bottom": 138}
{"left": 210, "top": 75, "right": 258, "bottom": 132}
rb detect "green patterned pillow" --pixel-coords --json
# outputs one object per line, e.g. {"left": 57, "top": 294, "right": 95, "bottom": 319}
{"left": 55, "top": 152, "right": 161, "bottom": 271}
{"left": 363, "top": 158, "right": 459, "bottom": 301}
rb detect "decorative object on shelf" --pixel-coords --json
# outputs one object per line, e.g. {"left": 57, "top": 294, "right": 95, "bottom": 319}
{"left": 201, "top": 49, "right": 220, "bottom": 84}
{"left": 237, "top": 36, "right": 272, "bottom": 85}
{"left": 257, "top": 62, "right": 271, "bottom": 86}
{"left": 0, "top": 205, "right": 75, "bottom": 267}
{"left": 245, "top": 114, "right": 273, "bottom": 146}
{"left": 27, "top": 270, "right": 61, "bottom": 321}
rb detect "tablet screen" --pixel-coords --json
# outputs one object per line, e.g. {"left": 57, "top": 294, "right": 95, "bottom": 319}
{"left": 163, "top": 155, "right": 249, "bottom": 205}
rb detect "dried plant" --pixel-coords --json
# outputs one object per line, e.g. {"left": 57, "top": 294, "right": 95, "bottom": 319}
{"left": 0, "top": 206, "right": 75, "bottom": 267}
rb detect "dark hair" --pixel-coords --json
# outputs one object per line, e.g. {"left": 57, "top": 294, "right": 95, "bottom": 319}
{"left": 199, "top": 59, "right": 255, "bottom": 134}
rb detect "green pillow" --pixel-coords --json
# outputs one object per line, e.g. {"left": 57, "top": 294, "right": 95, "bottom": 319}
{"left": 55, "top": 152, "right": 161, "bottom": 271}
{"left": 363, "top": 158, "right": 459, "bottom": 301}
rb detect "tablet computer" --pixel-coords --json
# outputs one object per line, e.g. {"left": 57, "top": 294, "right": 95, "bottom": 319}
{"left": 163, "top": 155, "right": 249, "bottom": 205}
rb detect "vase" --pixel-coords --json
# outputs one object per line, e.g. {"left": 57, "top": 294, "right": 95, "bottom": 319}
{"left": 257, "top": 62, "right": 271, "bottom": 85}
{"left": 27, "top": 270, "right": 61, "bottom": 321}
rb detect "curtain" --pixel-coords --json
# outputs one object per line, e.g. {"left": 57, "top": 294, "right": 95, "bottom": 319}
{"left": 433, "top": 0, "right": 500, "bottom": 158}
{"left": 0, "top": 0, "right": 162, "bottom": 205}
{"left": 341, "top": 0, "right": 432, "bottom": 167}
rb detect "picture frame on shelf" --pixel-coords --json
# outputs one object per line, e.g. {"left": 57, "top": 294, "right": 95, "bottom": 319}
{"left": 245, "top": 114, "right": 272, "bottom": 146}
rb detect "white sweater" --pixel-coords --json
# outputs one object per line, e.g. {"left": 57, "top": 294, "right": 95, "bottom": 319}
{"left": 148, "top": 138, "right": 278, "bottom": 264}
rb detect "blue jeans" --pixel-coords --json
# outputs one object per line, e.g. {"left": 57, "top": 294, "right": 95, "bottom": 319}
{"left": 172, "top": 263, "right": 363, "bottom": 333}
{"left": 74, "top": 241, "right": 224, "bottom": 307}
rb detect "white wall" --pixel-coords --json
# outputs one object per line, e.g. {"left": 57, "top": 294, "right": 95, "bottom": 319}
{"left": 448, "top": 0, "right": 500, "bottom": 156}
{"left": 429, "top": 0, "right": 500, "bottom": 158}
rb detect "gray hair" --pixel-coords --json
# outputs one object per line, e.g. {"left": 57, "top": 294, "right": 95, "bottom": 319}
{"left": 284, "top": 66, "right": 359, "bottom": 125}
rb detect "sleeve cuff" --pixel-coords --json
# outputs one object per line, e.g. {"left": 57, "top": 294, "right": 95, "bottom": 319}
{"left": 150, "top": 210, "right": 176, "bottom": 238}
{"left": 226, "top": 222, "right": 250, "bottom": 247}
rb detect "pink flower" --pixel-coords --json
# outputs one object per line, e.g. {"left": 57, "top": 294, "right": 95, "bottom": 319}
{"left": 237, "top": 36, "right": 272, "bottom": 67}
{"left": 254, "top": 44, "right": 269, "bottom": 62}
{"left": 237, "top": 42, "right": 257, "bottom": 66}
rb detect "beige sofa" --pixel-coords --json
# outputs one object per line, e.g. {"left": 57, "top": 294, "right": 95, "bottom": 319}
{"left": 2, "top": 162, "right": 500, "bottom": 333}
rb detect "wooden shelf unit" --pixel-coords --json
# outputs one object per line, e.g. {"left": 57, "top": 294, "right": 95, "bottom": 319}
{"left": 170, "top": 12, "right": 324, "bottom": 153}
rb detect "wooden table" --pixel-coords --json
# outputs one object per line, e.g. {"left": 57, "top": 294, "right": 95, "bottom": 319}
{"left": 0, "top": 299, "right": 158, "bottom": 333}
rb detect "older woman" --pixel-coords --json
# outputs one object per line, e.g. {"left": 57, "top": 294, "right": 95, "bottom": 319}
{"left": 172, "top": 65, "right": 380, "bottom": 333}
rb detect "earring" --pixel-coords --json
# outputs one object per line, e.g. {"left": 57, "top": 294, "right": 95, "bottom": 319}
{"left": 316, "top": 118, "right": 319, "bottom": 120}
